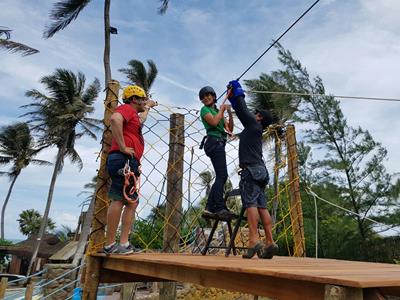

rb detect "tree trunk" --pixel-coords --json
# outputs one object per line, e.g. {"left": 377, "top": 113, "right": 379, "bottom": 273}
{"left": 103, "top": 0, "right": 111, "bottom": 87}
{"left": 72, "top": 194, "right": 95, "bottom": 266}
{"left": 1, "top": 173, "right": 19, "bottom": 239}
{"left": 26, "top": 146, "right": 65, "bottom": 277}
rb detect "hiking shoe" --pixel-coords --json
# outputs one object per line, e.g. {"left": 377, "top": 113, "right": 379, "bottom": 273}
{"left": 102, "top": 243, "right": 119, "bottom": 255}
{"left": 242, "top": 242, "right": 263, "bottom": 259}
{"left": 103, "top": 243, "right": 133, "bottom": 255}
{"left": 257, "top": 243, "right": 279, "bottom": 259}
{"left": 203, "top": 209, "right": 217, "bottom": 217}
{"left": 215, "top": 209, "right": 237, "bottom": 220}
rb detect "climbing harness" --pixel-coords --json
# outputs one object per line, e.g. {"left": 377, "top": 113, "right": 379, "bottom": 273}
{"left": 121, "top": 160, "right": 141, "bottom": 205}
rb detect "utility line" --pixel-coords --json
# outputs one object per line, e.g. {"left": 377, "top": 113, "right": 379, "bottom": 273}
{"left": 248, "top": 90, "right": 400, "bottom": 102}
{"left": 237, "top": 0, "right": 321, "bottom": 81}
{"left": 217, "top": 0, "right": 321, "bottom": 100}
{"left": 306, "top": 187, "right": 400, "bottom": 235}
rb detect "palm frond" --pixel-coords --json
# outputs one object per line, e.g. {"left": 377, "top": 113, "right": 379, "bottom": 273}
{"left": 0, "top": 27, "right": 12, "bottom": 39}
{"left": 82, "top": 78, "right": 100, "bottom": 105}
{"left": 158, "top": 0, "right": 169, "bottom": 14}
{"left": 44, "top": 0, "right": 91, "bottom": 38}
{"left": 0, "top": 39, "right": 39, "bottom": 56}
{"left": 119, "top": 59, "right": 147, "bottom": 89}
{"left": 30, "top": 159, "right": 53, "bottom": 167}
{"left": 146, "top": 59, "right": 158, "bottom": 92}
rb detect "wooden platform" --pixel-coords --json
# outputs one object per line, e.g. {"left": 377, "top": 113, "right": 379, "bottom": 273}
{"left": 92, "top": 253, "right": 400, "bottom": 299}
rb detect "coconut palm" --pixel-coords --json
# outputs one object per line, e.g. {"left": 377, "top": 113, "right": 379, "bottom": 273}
{"left": 118, "top": 59, "right": 158, "bottom": 95}
{"left": 22, "top": 68, "right": 101, "bottom": 276}
{"left": 43, "top": 0, "right": 111, "bottom": 86}
{"left": 0, "top": 26, "right": 39, "bottom": 56}
{"left": 18, "top": 209, "right": 55, "bottom": 237}
{"left": 0, "top": 123, "right": 50, "bottom": 239}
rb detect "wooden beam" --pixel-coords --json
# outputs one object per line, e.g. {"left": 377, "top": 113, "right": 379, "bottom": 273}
{"left": 102, "top": 257, "right": 325, "bottom": 300}
{"left": 99, "top": 268, "right": 169, "bottom": 283}
{"left": 88, "top": 80, "right": 120, "bottom": 252}
{"left": 0, "top": 277, "right": 8, "bottom": 299}
{"left": 161, "top": 113, "right": 185, "bottom": 300}
{"left": 82, "top": 256, "right": 101, "bottom": 300}
{"left": 25, "top": 283, "right": 34, "bottom": 300}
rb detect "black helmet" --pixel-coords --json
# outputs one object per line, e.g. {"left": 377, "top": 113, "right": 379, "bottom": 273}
{"left": 255, "top": 109, "right": 273, "bottom": 129}
{"left": 199, "top": 86, "right": 216, "bottom": 100}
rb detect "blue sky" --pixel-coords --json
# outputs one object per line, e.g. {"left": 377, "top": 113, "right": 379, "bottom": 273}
{"left": 1, "top": 0, "right": 399, "bottom": 239}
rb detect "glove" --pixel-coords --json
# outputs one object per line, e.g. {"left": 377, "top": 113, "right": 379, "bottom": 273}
{"left": 227, "top": 80, "right": 245, "bottom": 99}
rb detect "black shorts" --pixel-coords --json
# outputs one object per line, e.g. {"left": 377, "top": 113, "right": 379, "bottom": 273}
{"left": 107, "top": 151, "right": 140, "bottom": 203}
{"left": 239, "top": 164, "right": 269, "bottom": 208}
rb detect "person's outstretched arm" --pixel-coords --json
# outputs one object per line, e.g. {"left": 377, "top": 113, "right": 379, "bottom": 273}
{"left": 226, "top": 80, "right": 257, "bottom": 128}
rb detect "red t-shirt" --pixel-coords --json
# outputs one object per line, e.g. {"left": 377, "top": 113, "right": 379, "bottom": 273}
{"left": 109, "top": 104, "right": 144, "bottom": 160}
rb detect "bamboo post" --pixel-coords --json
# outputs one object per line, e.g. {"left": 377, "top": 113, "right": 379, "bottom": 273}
{"left": 82, "top": 80, "right": 119, "bottom": 299}
{"left": 0, "top": 277, "right": 7, "bottom": 299}
{"left": 286, "top": 124, "right": 306, "bottom": 257}
{"left": 25, "top": 283, "right": 34, "bottom": 300}
{"left": 159, "top": 113, "right": 185, "bottom": 300}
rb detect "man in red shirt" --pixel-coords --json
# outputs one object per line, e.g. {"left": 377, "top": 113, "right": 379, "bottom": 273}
{"left": 103, "top": 85, "right": 156, "bottom": 255}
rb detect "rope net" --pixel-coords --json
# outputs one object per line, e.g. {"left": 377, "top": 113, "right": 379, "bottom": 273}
{"left": 88, "top": 96, "right": 305, "bottom": 257}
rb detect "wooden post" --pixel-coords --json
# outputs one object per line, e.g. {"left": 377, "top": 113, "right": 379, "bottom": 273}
{"left": 286, "top": 125, "right": 306, "bottom": 257}
{"left": 160, "top": 113, "right": 185, "bottom": 300}
{"left": 82, "top": 256, "right": 101, "bottom": 300}
{"left": 88, "top": 79, "right": 120, "bottom": 251}
{"left": 0, "top": 277, "right": 7, "bottom": 299}
{"left": 25, "top": 283, "right": 34, "bottom": 300}
{"left": 324, "top": 285, "right": 363, "bottom": 300}
{"left": 82, "top": 80, "right": 119, "bottom": 299}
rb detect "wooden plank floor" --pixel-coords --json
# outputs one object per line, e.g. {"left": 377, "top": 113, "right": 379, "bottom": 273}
{"left": 94, "top": 253, "right": 400, "bottom": 299}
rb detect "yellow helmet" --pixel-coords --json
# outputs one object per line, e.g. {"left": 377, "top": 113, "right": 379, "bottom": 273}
{"left": 122, "top": 85, "right": 146, "bottom": 100}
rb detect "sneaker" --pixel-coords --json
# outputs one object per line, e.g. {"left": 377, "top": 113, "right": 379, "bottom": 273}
{"left": 203, "top": 209, "right": 216, "bottom": 217}
{"left": 215, "top": 208, "right": 237, "bottom": 220}
{"left": 103, "top": 243, "right": 133, "bottom": 255}
{"left": 257, "top": 243, "right": 279, "bottom": 259}
{"left": 102, "top": 243, "right": 119, "bottom": 255}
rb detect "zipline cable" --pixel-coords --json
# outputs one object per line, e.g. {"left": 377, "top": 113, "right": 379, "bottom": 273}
{"left": 217, "top": 0, "right": 321, "bottom": 100}
{"left": 248, "top": 90, "right": 400, "bottom": 102}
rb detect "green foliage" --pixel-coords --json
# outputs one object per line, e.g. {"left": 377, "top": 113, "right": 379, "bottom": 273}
{"left": 55, "top": 225, "right": 75, "bottom": 242}
{"left": 119, "top": 59, "right": 158, "bottom": 95}
{"left": 22, "top": 68, "right": 102, "bottom": 171}
{"left": 264, "top": 43, "right": 400, "bottom": 261}
{"left": 17, "top": 209, "right": 56, "bottom": 236}
{"left": 0, "top": 122, "right": 50, "bottom": 178}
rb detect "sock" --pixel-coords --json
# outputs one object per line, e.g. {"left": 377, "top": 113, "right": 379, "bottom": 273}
{"left": 120, "top": 242, "right": 129, "bottom": 248}
{"left": 105, "top": 242, "right": 116, "bottom": 249}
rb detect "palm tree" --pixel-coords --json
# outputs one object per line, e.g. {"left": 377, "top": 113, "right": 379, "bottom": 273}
{"left": 22, "top": 68, "right": 101, "bottom": 276}
{"left": 18, "top": 209, "right": 55, "bottom": 237}
{"left": 0, "top": 26, "right": 39, "bottom": 56}
{"left": 43, "top": 1, "right": 166, "bottom": 86}
{"left": 0, "top": 123, "right": 51, "bottom": 239}
{"left": 43, "top": 0, "right": 111, "bottom": 86}
{"left": 118, "top": 59, "right": 158, "bottom": 95}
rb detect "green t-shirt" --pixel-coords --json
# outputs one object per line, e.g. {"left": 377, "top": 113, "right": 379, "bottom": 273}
{"left": 200, "top": 105, "right": 226, "bottom": 138}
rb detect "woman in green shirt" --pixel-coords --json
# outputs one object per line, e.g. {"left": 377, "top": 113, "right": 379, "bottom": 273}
{"left": 199, "top": 86, "right": 235, "bottom": 218}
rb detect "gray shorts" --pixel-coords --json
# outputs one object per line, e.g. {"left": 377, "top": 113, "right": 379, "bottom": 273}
{"left": 239, "top": 164, "right": 269, "bottom": 208}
